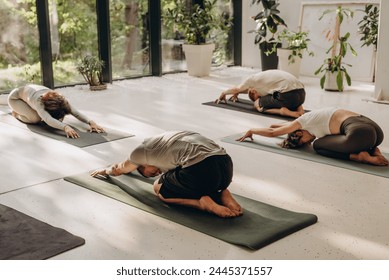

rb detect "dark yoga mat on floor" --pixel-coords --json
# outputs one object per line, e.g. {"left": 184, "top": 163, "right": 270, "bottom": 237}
{"left": 202, "top": 99, "right": 309, "bottom": 120}
{"left": 0, "top": 113, "right": 133, "bottom": 147}
{"left": 64, "top": 172, "right": 317, "bottom": 250}
{"left": 0, "top": 204, "right": 85, "bottom": 260}
{"left": 221, "top": 133, "right": 389, "bottom": 178}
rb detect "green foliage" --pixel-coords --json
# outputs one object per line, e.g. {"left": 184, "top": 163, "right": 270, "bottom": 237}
{"left": 315, "top": 6, "right": 357, "bottom": 91}
{"left": 357, "top": 4, "right": 379, "bottom": 50}
{"left": 76, "top": 55, "right": 105, "bottom": 86}
{"left": 249, "top": 0, "right": 287, "bottom": 55}
{"left": 277, "top": 29, "right": 314, "bottom": 64}
{"left": 164, "top": 0, "right": 230, "bottom": 45}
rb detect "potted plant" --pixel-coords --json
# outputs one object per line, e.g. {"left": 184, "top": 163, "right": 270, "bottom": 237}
{"left": 164, "top": 0, "right": 229, "bottom": 77}
{"left": 249, "top": 0, "right": 287, "bottom": 71}
{"left": 357, "top": 4, "right": 379, "bottom": 81}
{"left": 314, "top": 6, "right": 357, "bottom": 91}
{"left": 277, "top": 29, "right": 314, "bottom": 77}
{"left": 76, "top": 55, "right": 107, "bottom": 91}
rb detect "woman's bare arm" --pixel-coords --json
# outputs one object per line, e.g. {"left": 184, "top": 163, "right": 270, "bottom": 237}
{"left": 236, "top": 120, "right": 302, "bottom": 142}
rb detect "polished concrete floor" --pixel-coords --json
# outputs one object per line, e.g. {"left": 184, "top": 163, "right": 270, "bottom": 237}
{"left": 0, "top": 66, "right": 388, "bottom": 260}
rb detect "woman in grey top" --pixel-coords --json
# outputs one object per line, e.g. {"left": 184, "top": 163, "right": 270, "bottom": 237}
{"left": 8, "top": 84, "right": 104, "bottom": 138}
{"left": 237, "top": 108, "right": 388, "bottom": 166}
{"left": 91, "top": 131, "right": 243, "bottom": 218}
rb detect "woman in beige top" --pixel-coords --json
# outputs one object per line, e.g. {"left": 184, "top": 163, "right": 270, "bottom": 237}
{"left": 8, "top": 84, "right": 104, "bottom": 138}
{"left": 215, "top": 70, "right": 306, "bottom": 118}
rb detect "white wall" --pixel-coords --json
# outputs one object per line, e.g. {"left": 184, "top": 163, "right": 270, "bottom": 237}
{"left": 374, "top": 0, "right": 389, "bottom": 100}
{"left": 242, "top": 0, "right": 380, "bottom": 81}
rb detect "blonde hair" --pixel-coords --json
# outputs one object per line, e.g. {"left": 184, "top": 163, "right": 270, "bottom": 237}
{"left": 41, "top": 91, "right": 71, "bottom": 120}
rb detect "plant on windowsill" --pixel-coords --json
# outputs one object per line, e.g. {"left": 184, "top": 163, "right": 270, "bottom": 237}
{"left": 357, "top": 4, "right": 379, "bottom": 81}
{"left": 277, "top": 29, "right": 314, "bottom": 77}
{"left": 164, "top": 0, "right": 231, "bottom": 77}
{"left": 76, "top": 55, "right": 107, "bottom": 91}
{"left": 249, "top": 0, "right": 287, "bottom": 71}
{"left": 314, "top": 6, "right": 357, "bottom": 92}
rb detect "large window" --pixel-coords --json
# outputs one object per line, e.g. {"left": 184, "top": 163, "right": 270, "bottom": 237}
{"left": 49, "top": 0, "right": 99, "bottom": 87}
{"left": 0, "top": 0, "right": 41, "bottom": 92}
{"left": 110, "top": 0, "right": 150, "bottom": 79}
{"left": 161, "top": 0, "right": 234, "bottom": 74}
{"left": 0, "top": 0, "right": 239, "bottom": 93}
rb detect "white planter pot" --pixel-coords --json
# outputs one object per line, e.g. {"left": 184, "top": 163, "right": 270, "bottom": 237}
{"left": 324, "top": 71, "right": 343, "bottom": 91}
{"left": 277, "top": 48, "right": 301, "bottom": 78}
{"left": 182, "top": 43, "right": 215, "bottom": 77}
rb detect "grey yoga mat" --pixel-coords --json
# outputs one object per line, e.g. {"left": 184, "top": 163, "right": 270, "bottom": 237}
{"left": 0, "top": 113, "right": 133, "bottom": 147}
{"left": 64, "top": 172, "right": 318, "bottom": 250}
{"left": 221, "top": 133, "right": 389, "bottom": 178}
{"left": 202, "top": 99, "right": 309, "bottom": 120}
{"left": 0, "top": 204, "right": 85, "bottom": 260}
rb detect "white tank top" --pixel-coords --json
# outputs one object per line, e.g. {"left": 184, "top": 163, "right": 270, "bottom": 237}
{"left": 296, "top": 107, "right": 338, "bottom": 138}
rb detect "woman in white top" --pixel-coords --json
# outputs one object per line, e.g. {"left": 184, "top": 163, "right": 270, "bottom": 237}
{"left": 215, "top": 70, "right": 306, "bottom": 118}
{"left": 8, "top": 84, "right": 104, "bottom": 138}
{"left": 237, "top": 107, "right": 388, "bottom": 166}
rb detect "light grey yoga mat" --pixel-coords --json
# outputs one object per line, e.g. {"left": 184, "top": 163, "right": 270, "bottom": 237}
{"left": 221, "top": 133, "right": 389, "bottom": 178}
{"left": 0, "top": 113, "right": 133, "bottom": 147}
{"left": 64, "top": 172, "right": 318, "bottom": 250}
{"left": 0, "top": 204, "right": 85, "bottom": 260}
{"left": 202, "top": 99, "right": 309, "bottom": 120}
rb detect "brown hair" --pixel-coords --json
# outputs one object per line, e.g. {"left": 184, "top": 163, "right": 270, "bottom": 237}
{"left": 41, "top": 91, "right": 71, "bottom": 120}
{"left": 279, "top": 130, "right": 304, "bottom": 149}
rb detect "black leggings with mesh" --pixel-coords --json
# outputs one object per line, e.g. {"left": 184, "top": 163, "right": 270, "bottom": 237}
{"left": 259, "top": 88, "right": 306, "bottom": 111}
{"left": 313, "top": 115, "right": 384, "bottom": 160}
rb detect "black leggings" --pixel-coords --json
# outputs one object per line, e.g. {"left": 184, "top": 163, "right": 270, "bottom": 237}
{"left": 259, "top": 88, "right": 306, "bottom": 111}
{"left": 313, "top": 115, "right": 384, "bottom": 160}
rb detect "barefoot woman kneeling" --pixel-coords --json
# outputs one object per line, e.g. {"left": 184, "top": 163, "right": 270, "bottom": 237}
{"left": 237, "top": 107, "right": 388, "bottom": 166}
{"left": 91, "top": 131, "right": 243, "bottom": 218}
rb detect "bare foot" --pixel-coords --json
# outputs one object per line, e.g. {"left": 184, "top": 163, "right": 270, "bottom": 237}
{"left": 220, "top": 189, "right": 243, "bottom": 216}
{"left": 350, "top": 151, "right": 389, "bottom": 166}
{"left": 199, "top": 196, "right": 240, "bottom": 218}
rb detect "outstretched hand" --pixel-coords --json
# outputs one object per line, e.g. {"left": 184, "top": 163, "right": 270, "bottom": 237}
{"left": 236, "top": 130, "right": 253, "bottom": 142}
{"left": 90, "top": 168, "right": 109, "bottom": 179}
{"left": 64, "top": 125, "right": 80, "bottom": 138}
{"left": 89, "top": 121, "right": 105, "bottom": 133}
{"left": 214, "top": 92, "right": 227, "bottom": 104}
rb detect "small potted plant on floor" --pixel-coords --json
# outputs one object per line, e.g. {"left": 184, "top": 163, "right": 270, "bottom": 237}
{"left": 249, "top": 0, "right": 287, "bottom": 70}
{"left": 314, "top": 6, "right": 357, "bottom": 91}
{"left": 164, "top": 0, "right": 231, "bottom": 77}
{"left": 77, "top": 55, "right": 107, "bottom": 91}
{"left": 277, "top": 29, "right": 314, "bottom": 77}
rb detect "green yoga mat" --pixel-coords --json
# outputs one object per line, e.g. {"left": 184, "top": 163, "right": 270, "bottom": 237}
{"left": 64, "top": 172, "right": 318, "bottom": 250}
{"left": 222, "top": 133, "right": 389, "bottom": 178}
{"left": 0, "top": 113, "right": 133, "bottom": 147}
{"left": 0, "top": 204, "right": 85, "bottom": 260}
{"left": 202, "top": 99, "right": 309, "bottom": 120}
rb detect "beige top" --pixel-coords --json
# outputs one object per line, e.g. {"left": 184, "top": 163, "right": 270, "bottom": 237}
{"left": 129, "top": 131, "right": 227, "bottom": 172}
{"left": 239, "top": 70, "right": 304, "bottom": 96}
{"left": 15, "top": 84, "right": 91, "bottom": 130}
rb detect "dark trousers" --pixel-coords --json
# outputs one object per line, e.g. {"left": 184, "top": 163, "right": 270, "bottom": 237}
{"left": 313, "top": 115, "right": 384, "bottom": 160}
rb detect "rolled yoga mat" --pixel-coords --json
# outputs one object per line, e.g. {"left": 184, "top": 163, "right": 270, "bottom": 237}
{"left": 0, "top": 204, "right": 85, "bottom": 260}
{"left": 221, "top": 133, "right": 389, "bottom": 178}
{"left": 202, "top": 99, "right": 309, "bottom": 120}
{"left": 64, "top": 172, "right": 318, "bottom": 250}
{"left": 0, "top": 113, "right": 133, "bottom": 147}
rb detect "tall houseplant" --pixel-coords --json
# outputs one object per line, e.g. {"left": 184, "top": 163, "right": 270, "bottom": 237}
{"left": 277, "top": 29, "right": 314, "bottom": 77}
{"left": 77, "top": 55, "right": 107, "bottom": 91}
{"left": 164, "top": 0, "right": 230, "bottom": 76}
{"left": 314, "top": 6, "right": 357, "bottom": 91}
{"left": 358, "top": 4, "right": 379, "bottom": 81}
{"left": 249, "top": 0, "right": 287, "bottom": 70}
